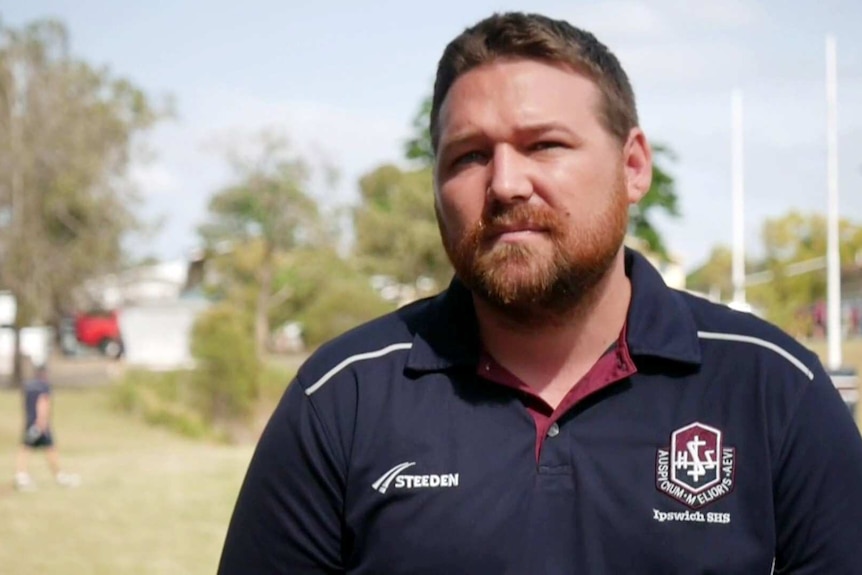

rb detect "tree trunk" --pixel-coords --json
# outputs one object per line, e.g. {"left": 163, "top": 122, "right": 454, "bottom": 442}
{"left": 12, "top": 319, "right": 23, "bottom": 388}
{"left": 255, "top": 245, "right": 274, "bottom": 358}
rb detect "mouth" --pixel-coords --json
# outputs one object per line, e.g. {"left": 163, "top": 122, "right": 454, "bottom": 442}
{"left": 485, "top": 223, "right": 548, "bottom": 240}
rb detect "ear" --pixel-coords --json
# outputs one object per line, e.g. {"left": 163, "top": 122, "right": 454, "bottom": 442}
{"left": 622, "top": 128, "right": 653, "bottom": 204}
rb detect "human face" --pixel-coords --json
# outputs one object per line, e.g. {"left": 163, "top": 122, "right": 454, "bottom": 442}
{"left": 433, "top": 58, "right": 651, "bottom": 316}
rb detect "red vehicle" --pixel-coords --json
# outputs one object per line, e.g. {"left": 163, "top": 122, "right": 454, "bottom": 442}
{"left": 72, "top": 310, "right": 124, "bottom": 359}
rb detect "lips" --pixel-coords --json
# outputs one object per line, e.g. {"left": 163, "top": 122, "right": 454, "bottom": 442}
{"left": 484, "top": 221, "right": 547, "bottom": 239}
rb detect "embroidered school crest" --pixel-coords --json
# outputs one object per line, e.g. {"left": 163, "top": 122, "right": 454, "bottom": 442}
{"left": 656, "top": 422, "right": 735, "bottom": 509}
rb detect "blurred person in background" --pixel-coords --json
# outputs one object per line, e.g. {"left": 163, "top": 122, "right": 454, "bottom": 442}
{"left": 14, "top": 364, "right": 80, "bottom": 490}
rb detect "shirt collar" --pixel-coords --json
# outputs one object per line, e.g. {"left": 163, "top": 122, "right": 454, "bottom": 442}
{"left": 623, "top": 248, "right": 701, "bottom": 364}
{"left": 406, "top": 247, "right": 701, "bottom": 372}
{"left": 405, "top": 277, "right": 480, "bottom": 371}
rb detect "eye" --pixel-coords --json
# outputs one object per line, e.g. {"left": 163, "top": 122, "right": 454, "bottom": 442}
{"left": 451, "top": 150, "right": 487, "bottom": 168}
{"left": 530, "top": 141, "right": 566, "bottom": 152}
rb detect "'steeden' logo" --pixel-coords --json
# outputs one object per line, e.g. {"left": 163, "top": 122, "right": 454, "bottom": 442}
{"left": 656, "top": 422, "right": 735, "bottom": 509}
{"left": 372, "top": 462, "right": 460, "bottom": 494}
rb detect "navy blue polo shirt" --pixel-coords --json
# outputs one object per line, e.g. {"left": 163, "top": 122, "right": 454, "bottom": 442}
{"left": 218, "top": 249, "right": 862, "bottom": 574}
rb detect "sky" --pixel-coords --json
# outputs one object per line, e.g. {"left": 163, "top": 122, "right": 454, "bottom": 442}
{"left": 3, "top": 0, "right": 862, "bottom": 272}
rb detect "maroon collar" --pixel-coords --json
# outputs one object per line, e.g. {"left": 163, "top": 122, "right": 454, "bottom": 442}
{"left": 477, "top": 322, "right": 637, "bottom": 460}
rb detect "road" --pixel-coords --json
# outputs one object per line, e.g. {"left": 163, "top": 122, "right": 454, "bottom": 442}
{"left": 2, "top": 352, "right": 124, "bottom": 388}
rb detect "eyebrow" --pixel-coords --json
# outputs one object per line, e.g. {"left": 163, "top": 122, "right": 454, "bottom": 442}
{"left": 438, "top": 121, "right": 579, "bottom": 153}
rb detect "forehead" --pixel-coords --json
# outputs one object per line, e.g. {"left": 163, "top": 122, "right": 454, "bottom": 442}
{"left": 437, "top": 59, "right": 603, "bottom": 144}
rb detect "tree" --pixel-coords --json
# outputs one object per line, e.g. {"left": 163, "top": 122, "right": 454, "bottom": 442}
{"left": 353, "top": 164, "right": 452, "bottom": 287}
{"left": 685, "top": 245, "right": 734, "bottom": 301}
{"left": 748, "top": 212, "right": 862, "bottom": 335}
{"left": 404, "top": 94, "right": 682, "bottom": 260}
{"left": 404, "top": 96, "right": 433, "bottom": 164}
{"left": 275, "top": 247, "right": 395, "bottom": 347}
{"left": 0, "top": 19, "right": 163, "bottom": 383}
{"left": 191, "top": 302, "right": 260, "bottom": 426}
{"left": 628, "top": 144, "right": 681, "bottom": 260}
{"left": 199, "top": 130, "right": 330, "bottom": 356}
{"left": 687, "top": 212, "right": 862, "bottom": 336}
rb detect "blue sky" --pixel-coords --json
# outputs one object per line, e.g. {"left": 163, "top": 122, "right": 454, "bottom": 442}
{"left": 3, "top": 0, "right": 862, "bottom": 271}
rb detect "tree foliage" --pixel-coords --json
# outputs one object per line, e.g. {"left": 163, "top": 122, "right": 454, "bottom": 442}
{"left": 190, "top": 302, "right": 260, "bottom": 424}
{"left": 685, "top": 245, "right": 734, "bottom": 301}
{"left": 0, "top": 19, "right": 163, "bottom": 381}
{"left": 199, "top": 130, "right": 328, "bottom": 355}
{"left": 353, "top": 164, "right": 452, "bottom": 287}
{"left": 749, "top": 212, "right": 862, "bottom": 334}
{"left": 404, "top": 96, "right": 434, "bottom": 164}
{"left": 280, "top": 248, "right": 395, "bottom": 346}
{"left": 628, "top": 144, "right": 681, "bottom": 260}
{"left": 687, "top": 211, "right": 862, "bottom": 335}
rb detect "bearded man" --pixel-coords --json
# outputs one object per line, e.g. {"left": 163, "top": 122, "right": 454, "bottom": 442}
{"left": 218, "top": 12, "right": 862, "bottom": 575}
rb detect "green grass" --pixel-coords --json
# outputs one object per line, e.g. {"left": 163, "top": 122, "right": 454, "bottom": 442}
{"left": 0, "top": 387, "right": 254, "bottom": 575}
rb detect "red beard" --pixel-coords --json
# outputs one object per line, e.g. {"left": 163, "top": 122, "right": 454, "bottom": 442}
{"left": 440, "top": 181, "right": 629, "bottom": 320}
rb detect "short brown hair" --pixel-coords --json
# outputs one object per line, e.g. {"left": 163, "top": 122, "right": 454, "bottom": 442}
{"left": 430, "top": 12, "right": 638, "bottom": 151}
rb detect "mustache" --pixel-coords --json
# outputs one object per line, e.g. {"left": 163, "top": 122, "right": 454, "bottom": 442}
{"left": 479, "top": 204, "right": 562, "bottom": 238}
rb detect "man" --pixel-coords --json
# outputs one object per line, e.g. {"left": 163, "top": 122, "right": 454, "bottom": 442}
{"left": 218, "top": 12, "right": 862, "bottom": 574}
{"left": 14, "top": 365, "right": 80, "bottom": 490}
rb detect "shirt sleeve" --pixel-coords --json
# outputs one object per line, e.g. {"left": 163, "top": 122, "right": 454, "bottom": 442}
{"left": 217, "top": 378, "right": 346, "bottom": 574}
{"left": 773, "top": 362, "right": 862, "bottom": 573}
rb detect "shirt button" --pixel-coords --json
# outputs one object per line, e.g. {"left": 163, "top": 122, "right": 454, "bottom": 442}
{"left": 547, "top": 422, "right": 560, "bottom": 438}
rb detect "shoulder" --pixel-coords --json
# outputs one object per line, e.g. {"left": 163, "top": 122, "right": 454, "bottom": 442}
{"left": 674, "top": 292, "right": 842, "bottom": 459}
{"left": 294, "top": 295, "right": 437, "bottom": 397}
{"left": 678, "top": 291, "right": 820, "bottom": 381}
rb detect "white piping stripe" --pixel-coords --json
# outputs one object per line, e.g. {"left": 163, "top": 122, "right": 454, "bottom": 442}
{"left": 304, "top": 342, "right": 414, "bottom": 396}
{"left": 697, "top": 331, "right": 814, "bottom": 380}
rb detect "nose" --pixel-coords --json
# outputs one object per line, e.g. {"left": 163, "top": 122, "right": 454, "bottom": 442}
{"left": 487, "top": 144, "right": 532, "bottom": 204}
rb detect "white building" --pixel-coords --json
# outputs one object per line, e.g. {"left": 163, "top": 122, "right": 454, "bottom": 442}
{"left": 79, "top": 259, "right": 195, "bottom": 309}
{"left": 78, "top": 255, "right": 211, "bottom": 371}
{"left": 0, "top": 291, "right": 51, "bottom": 376}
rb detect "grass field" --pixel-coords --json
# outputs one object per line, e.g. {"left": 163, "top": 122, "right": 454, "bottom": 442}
{"left": 0, "top": 387, "right": 254, "bottom": 575}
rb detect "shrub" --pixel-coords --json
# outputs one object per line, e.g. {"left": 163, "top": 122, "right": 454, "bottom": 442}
{"left": 190, "top": 303, "right": 261, "bottom": 423}
{"left": 111, "top": 369, "right": 208, "bottom": 440}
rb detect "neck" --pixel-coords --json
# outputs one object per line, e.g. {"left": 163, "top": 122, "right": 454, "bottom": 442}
{"left": 473, "top": 250, "right": 631, "bottom": 401}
